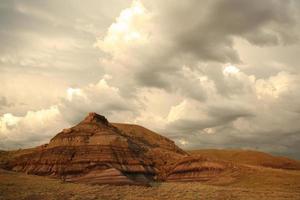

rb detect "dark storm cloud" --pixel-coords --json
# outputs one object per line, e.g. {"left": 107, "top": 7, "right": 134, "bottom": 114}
{"left": 167, "top": 102, "right": 253, "bottom": 133}
{"left": 208, "top": 0, "right": 297, "bottom": 44}
{"left": 93, "top": 0, "right": 300, "bottom": 160}
{"left": 1, "top": 0, "right": 300, "bottom": 160}
{"left": 133, "top": 0, "right": 298, "bottom": 94}
{"left": 151, "top": 0, "right": 297, "bottom": 60}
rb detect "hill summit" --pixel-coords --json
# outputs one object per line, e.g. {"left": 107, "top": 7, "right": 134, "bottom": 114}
{"left": 3, "top": 113, "right": 186, "bottom": 185}
{"left": 1, "top": 112, "right": 300, "bottom": 186}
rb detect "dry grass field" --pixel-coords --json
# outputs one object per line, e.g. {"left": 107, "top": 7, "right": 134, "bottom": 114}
{"left": 188, "top": 149, "right": 300, "bottom": 170}
{"left": 1, "top": 166, "right": 300, "bottom": 200}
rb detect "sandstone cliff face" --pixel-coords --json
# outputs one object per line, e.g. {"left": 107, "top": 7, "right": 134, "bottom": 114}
{"left": 2, "top": 113, "right": 241, "bottom": 185}
{"left": 6, "top": 113, "right": 186, "bottom": 185}
{"left": 7, "top": 113, "right": 159, "bottom": 185}
{"left": 112, "top": 123, "right": 187, "bottom": 179}
{"left": 7, "top": 112, "right": 295, "bottom": 186}
{"left": 166, "top": 156, "right": 240, "bottom": 184}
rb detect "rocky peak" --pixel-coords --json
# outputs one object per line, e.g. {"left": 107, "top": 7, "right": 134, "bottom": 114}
{"left": 82, "top": 112, "right": 109, "bottom": 125}
{"left": 6, "top": 112, "right": 187, "bottom": 185}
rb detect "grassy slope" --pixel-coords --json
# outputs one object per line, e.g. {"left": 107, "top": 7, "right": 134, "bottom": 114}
{"left": 1, "top": 138, "right": 300, "bottom": 199}
{"left": 1, "top": 167, "right": 300, "bottom": 200}
{"left": 188, "top": 149, "right": 300, "bottom": 170}
{"left": 0, "top": 147, "right": 42, "bottom": 169}
{"left": 1, "top": 148, "right": 300, "bottom": 199}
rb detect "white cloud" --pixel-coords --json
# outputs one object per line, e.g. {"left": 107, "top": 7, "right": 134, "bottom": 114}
{"left": 0, "top": 106, "right": 66, "bottom": 149}
{"left": 223, "top": 65, "right": 240, "bottom": 75}
{"left": 95, "top": 0, "right": 151, "bottom": 55}
{"left": 1, "top": 0, "right": 300, "bottom": 159}
{"left": 255, "top": 71, "right": 292, "bottom": 99}
{"left": 67, "top": 88, "right": 85, "bottom": 101}
{"left": 60, "top": 76, "right": 140, "bottom": 124}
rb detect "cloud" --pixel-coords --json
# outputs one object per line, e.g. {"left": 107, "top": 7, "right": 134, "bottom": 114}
{"left": 95, "top": 0, "right": 298, "bottom": 96}
{"left": 163, "top": 70, "right": 300, "bottom": 159}
{"left": 93, "top": 1, "right": 300, "bottom": 158}
{"left": 0, "top": 96, "right": 13, "bottom": 110}
{"left": 59, "top": 75, "right": 141, "bottom": 124}
{"left": 0, "top": 106, "right": 67, "bottom": 149}
{"left": 1, "top": 0, "right": 300, "bottom": 160}
{"left": 0, "top": 73, "right": 69, "bottom": 116}
{"left": 0, "top": 75, "right": 139, "bottom": 149}
{"left": 0, "top": 0, "right": 132, "bottom": 113}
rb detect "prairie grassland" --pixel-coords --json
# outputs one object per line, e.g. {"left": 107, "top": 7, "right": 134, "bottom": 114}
{"left": 1, "top": 166, "right": 300, "bottom": 200}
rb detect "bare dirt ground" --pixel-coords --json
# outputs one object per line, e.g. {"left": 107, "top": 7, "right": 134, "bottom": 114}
{"left": 1, "top": 166, "right": 300, "bottom": 200}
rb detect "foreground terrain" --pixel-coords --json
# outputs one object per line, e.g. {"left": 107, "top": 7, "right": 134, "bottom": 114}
{"left": 1, "top": 113, "right": 300, "bottom": 199}
{"left": 1, "top": 166, "right": 300, "bottom": 200}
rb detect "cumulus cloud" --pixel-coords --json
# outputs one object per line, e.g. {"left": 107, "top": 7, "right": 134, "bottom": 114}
{"left": 95, "top": 0, "right": 298, "bottom": 96}
{"left": 165, "top": 70, "right": 300, "bottom": 158}
{"left": 0, "top": 0, "right": 132, "bottom": 114}
{"left": 59, "top": 75, "right": 140, "bottom": 124}
{"left": 0, "top": 75, "right": 138, "bottom": 148}
{"left": 1, "top": 0, "right": 300, "bottom": 159}
{"left": 0, "top": 106, "right": 67, "bottom": 149}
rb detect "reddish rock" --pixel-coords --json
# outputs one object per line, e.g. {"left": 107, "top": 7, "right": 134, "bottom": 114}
{"left": 4, "top": 113, "right": 242, "bottom": 185}
{"left": 112, "top": 123, "right": 187, "bottom": 179}
{"left": 6, "top": 112, "right": 186, "bottom": 185}
{"left": 166, "top": 156, "right": 240, "bottom": 184}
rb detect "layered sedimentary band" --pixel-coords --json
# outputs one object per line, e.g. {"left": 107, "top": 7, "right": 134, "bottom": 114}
{"left": 6, "top": 113, "right": 186, "bottom": 185}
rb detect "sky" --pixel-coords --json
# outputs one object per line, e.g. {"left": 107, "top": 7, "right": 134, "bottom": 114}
{"left": 1, "top": 0, "right": 300, "bottom": 159}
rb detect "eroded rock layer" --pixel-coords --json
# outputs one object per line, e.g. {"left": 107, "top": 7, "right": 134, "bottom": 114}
{"left": 7, "top": 113, "right": 161, "bottom": 185}
{"left": 2, "top": 112, "right": 251, "bottom": 185}
{"left": 112, "top": 123, "right": 187, "bottom": 179}
{"left": 166, "top": 156, "right": 240, "bottom": 184}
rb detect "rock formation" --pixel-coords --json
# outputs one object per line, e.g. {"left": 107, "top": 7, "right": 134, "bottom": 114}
{"left": 112, "top": 123, "right": 187, "bottom": 179}
{"left": 4, "top": 113, "right": 186, "bottom": 185}
{"left": 2, "top": 112, "right": 299, "bottom": 186}
{"left": 166, "top": 156, "right": 240, "bottom": 184}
